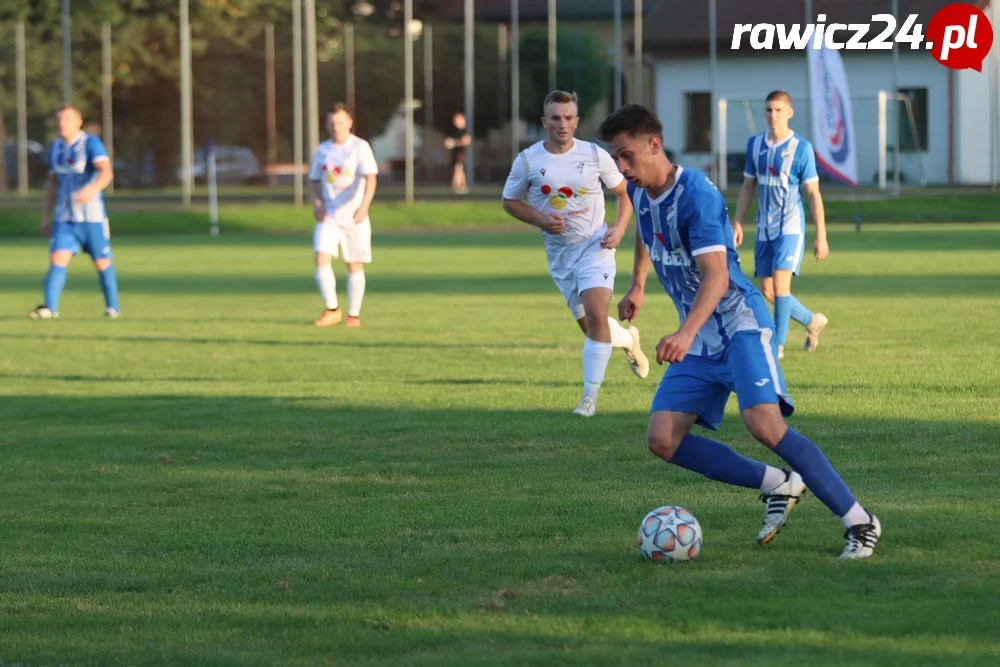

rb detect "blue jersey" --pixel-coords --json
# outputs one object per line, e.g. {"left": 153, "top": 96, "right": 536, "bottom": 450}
{"left": 743, "top": 132, "right": 818, "bottom": 241}
{"left": 48, "top": 132, "right": 109, "bottom": 223}
{"left": 629, "top": 167, "right": 774, "bottom": 358}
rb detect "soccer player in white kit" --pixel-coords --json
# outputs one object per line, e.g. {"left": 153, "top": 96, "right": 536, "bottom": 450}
{"left": 501, "top": 90, "right": 649, "bottom": 417}
{"left": 310, "top": 103, "right": 378, "bottom": 328}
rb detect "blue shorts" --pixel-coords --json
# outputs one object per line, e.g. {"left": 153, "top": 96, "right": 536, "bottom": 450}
{"left": 754, "top": 234, "right": 804, "bottom": 278}
{"left": 50, "top": 220, "right": 113, "bottom": 260}
{"left": 651, "top": 330, "right": 794, "bottom": 430}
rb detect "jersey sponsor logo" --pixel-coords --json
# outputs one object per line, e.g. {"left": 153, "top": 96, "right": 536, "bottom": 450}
{"left": 322, "top": 163, "right": 352, "bottom": 184}
{"left": 645, "top": 242, "right": 692, "bottom": 267}
{"left": 540, "top": 183, "right": 589, "bottom": 210}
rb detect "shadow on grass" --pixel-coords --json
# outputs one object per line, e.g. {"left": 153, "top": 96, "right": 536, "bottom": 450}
{"left": 1, "top": 394, "right": 998, "bottom": 664}
{"left": 0, "top": 333, "right": 560, "bottom": 352}
{"left": 2, "top": 270, "right": 997, "bottom": 297}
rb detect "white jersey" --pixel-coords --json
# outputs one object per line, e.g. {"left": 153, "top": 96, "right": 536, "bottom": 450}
{"left": 309, "top": 135, "right": 378, "bottom": 224}
{"left": 502, "top": 139, "right": 624, "bottom": 246}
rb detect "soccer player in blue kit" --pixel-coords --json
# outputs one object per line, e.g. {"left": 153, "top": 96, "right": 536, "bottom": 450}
{"left": 29, "top": 105, "right": 119, "bottom": 320}
{"left": 598, "top": 104, "right": 880, "bottom": 559}
{"left": 732, "top": 91, "right": 828, "bottom": 359}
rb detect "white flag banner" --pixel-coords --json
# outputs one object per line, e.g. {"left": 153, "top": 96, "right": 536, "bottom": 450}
{"left": 807, "top": 44, "right": 858, "bottom": 186}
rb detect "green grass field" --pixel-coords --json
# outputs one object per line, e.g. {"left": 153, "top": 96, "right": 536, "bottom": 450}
{"left": 1, "top": 223, "right": 999, "bottom": 665}
{"left": 3, "top": 190, "right": 1000, "bottom": 238}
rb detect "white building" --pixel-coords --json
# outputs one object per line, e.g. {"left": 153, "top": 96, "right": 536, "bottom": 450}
{"left": 642, "top": 0, "right": 997, "bottom": 186}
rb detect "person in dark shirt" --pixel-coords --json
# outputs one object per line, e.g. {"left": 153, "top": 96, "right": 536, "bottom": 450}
{"left": 444, "top": 112, "right": 471, "bottom": 194}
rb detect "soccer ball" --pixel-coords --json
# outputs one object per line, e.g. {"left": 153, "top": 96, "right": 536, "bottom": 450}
{"left": 637, "top": 505, "right": 703, "bottom": 562}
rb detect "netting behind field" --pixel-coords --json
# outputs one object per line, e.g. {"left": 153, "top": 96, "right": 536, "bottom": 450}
{"left": 722, "top": 97, "right": 926, "bottom": 189}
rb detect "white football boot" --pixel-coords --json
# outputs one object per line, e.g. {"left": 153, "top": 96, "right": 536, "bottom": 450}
{"left": 572, "top": 395, "right": 597, "bottom": 417}
{"left": 756, "top": 470, "right": 807, "bottom": 545}
{"left": 28, "top": 305, "right": 57, "bottom": 320}
{"left": 624, "top": 326, "right": 650, "bottom": 379}
{"left": 804, "top": 313, "right": 829, "bottom": 352}
{"left": 839, "top": 515, "right": 882, "bottom": 560}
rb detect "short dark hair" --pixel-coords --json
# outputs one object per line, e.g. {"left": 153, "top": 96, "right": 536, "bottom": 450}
{"left": 543, "top": 90, "right": 579, "bottom": 114}
{"left": 327, "top": 103, "right": 353, "bottom": 119}
{"left": 766, "top": 90, "right": 792, "bottom": 104}
{"left": 598, "top": 104, "right": 663, "bottom": 142}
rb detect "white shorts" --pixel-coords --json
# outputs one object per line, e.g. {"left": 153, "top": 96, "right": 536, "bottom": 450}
{"left": 313, "top": 219, "right": 372, "bottom": 263}
{"left": 545, "top": 229, "right": 616, "bottom": 320}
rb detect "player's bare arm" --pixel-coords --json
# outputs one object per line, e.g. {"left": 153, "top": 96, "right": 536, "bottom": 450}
{"left": 619, "top": 227, "right": 652, "bottom": 322}
{"left": 732, "top": 176, "right": 757, "bottom": 247}
{"left": 803, "top": 180, "right": 829, "bottom": 261}
{"left": 501, "top": 198, "right": 564, "bottom": 234}
{"left": 74, "top": 159, "right": 113, "bottom": 205}
{"left": 601, "top": 181, "right": 633, "bottom": 249}
{"left": 40, "top": 173, "right": 57, "bottom": 236}
{"left": 354, "top": 173, "right": 377, "bottom": 223}
{"left": 655, "top": 251, "right": 729, "bottom": 365}
{"left": 309, "top": 179, "right": 326, "bottom": 222}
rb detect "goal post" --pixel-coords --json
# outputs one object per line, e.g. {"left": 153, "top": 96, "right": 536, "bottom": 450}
{"left": 717, "top": 94, "right": 926, "bottom": 194}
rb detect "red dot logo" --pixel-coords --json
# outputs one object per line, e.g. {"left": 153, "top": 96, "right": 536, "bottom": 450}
{"left": 926, "top": 3, "right": 994, "bottom": 72}
{"left": 540, "top": 184, "right": 551, "bottom": 195}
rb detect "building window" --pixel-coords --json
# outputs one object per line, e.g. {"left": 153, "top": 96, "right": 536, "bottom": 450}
{"left": 684, "top": 92, "right": 712, "bottom": 153}
{"left": 897, "top": 87, "right": 928, "bottom": 152}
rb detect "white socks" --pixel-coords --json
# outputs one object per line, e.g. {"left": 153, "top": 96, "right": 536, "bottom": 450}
{"left": 316, "top": 266, "right": 338, "bottom": 310}
{"left": 347, "top": 271, "right": 366, "bottom": 317}
{"left": 582, "top": 337, "right": 613, "bottom": 400}
{"left": 607, "top": 317, "right": 635, "bottom": 350}
{"left": 760, "top": 466, "right": 788, "bottom": 493}
{"left": 841, "top": 502, "right": 872, "bottom": 528}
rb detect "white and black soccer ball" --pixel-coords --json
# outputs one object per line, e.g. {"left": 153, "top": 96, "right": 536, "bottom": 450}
{"left": 637, "top": 505, "right": 703, "bottom": 562}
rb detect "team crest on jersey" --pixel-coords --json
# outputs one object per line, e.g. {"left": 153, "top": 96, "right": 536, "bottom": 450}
{"left": 540, "top": 183, "right": 588, "bottom": 210}
{"left": 574, "top": 161, "right": 585, "bottom": 174}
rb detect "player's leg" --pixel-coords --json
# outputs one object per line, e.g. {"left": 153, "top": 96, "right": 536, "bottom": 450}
{"left": 572, "top": 286, "right": 613, "bottom": 416}
{"left": 313, "top": 223, "right": 343, "bottom": 326}
{"left": 777, "top": 233, "right": 827, "bottom": 348}
{"left": 773, "top": 234, "right": 829, "bottom": 354}
{"left": 578, "top": 241, "right": 649, "bottom": 381}
{"left": 731, "top": 330, "right": 881, "bottom": 557}
{"left": 84, "top": 221, "right": 120, "bottom": 317}
{"left": 342, "top": 220, "right": 372, "bottom": 327}
{"left": 646, "top": 359, "right": 788, "bottom": 492}
{"left": 30, "top": 221, "right": 76, "bottom": 319}
{"left": 788, "top": 232, "right": 829, "bottom": 351}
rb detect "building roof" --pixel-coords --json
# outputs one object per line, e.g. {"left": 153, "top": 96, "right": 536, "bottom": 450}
{"left": 642, "top": 0, "right": 991, "bottom": 56}
{"left": 434, "top": 0, "right": 662, "bottom": 23}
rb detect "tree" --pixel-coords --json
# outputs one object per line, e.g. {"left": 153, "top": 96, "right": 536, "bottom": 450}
{"left": 515, "top": 26, "right": 610, "bottom": 124}
{"left": 416, "top": 23, "right": 506, "bottom": 139}
{"left": 0, "top": 0, "right": 462, "bottom": 185}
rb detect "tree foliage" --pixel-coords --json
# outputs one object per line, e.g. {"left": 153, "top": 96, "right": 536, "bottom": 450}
{"left": 514, "top": 26, "right": 610, "bottom": 124}
{"left": 0, "top": 0, "right": 513, "bottom": 183}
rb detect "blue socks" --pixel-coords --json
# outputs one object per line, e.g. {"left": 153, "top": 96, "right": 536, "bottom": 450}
{"left": 773, "top": 427, "right": 856, "bottom": 517}
{"left": 775, "top": 295, "right": 813, "bottom": 345}
{"left": 774, "top": 295, "right": 792, "bottom": 346}
{"left": 789, "top": 295, "right": 813, "bottom": 327}
{"left": 669, "top": 433, "right": 766, "bottom": 489}
{"left": 43, "top": 265, "right": 68, "bottom": 312}
{"left": 43, "top": 263, "right": 120, "bottom": 313}
{"left": 98, "top": 265, "right": 120, "bottom": 311}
